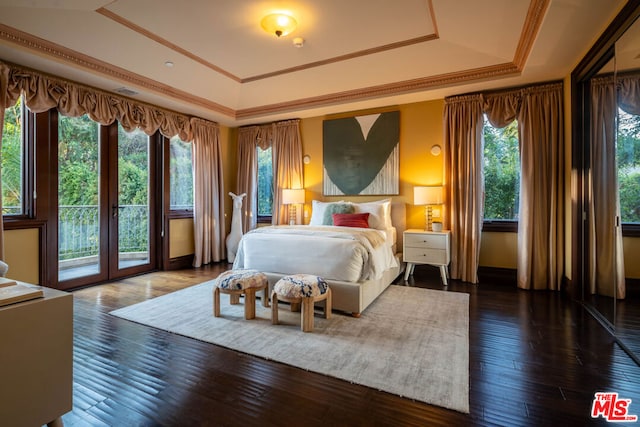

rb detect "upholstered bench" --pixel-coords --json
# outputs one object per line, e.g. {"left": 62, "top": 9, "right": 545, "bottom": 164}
{"left": 271, "top": 274, "right": 331, "bottom": 332}
{"left": 213, "top": 269, "right": 269, "bottom": 320}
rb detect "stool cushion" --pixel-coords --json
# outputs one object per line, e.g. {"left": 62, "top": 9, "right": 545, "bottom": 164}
{"left": 215, "top": 269, "right": 267, "bottom": 291}
{"left": 273, "top": 274, "right": 328, "bottom": 298}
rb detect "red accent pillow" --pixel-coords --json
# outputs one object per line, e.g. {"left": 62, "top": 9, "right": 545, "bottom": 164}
{"left": 332, "top": 213, "right": 370, "bottom": 228}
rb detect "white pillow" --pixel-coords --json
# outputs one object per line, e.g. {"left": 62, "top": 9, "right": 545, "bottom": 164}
{"left": 309, "top": 200, "right": 344, "bottom": 226}
{"left": 351, "top": 199, "right": 392, "bottom": 230}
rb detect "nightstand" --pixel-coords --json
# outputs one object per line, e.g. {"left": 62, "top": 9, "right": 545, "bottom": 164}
{"left": 403, "top": 229, "right": 451, "bottom": 285}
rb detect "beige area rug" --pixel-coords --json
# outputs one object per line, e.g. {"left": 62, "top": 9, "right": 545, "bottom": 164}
{"left": 110, "top": 283, "right": 469, "bottom": 413}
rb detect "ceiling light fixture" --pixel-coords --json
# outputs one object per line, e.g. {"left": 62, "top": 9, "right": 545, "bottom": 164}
{"left": 261, "top": 13, "right": 297, "bottom": 37}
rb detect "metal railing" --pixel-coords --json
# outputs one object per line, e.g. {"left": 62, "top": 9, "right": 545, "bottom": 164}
{"left": 58, "top": 204, "right": 148, "bottom": 261}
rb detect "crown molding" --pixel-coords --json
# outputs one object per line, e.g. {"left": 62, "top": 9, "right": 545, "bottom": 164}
{"left": 236, "top": 63, "right": 520, "bottom": 119}
{"left": 0, "top": 22, "right": 234, "bottom": 117}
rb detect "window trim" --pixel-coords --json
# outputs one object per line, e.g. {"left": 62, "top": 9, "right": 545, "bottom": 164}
{"left": 482, "top": 220, "right": 518, "bottom": 232}
{"left": 256, "top": 214, "right": 272, "bottom": 224}
{"left": 622, "top": 223, "right": 640, "bottom": 237}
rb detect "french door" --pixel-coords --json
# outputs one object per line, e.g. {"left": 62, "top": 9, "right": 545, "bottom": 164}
{"left": 56, "top": 116, "right": 158, "bottom": 289}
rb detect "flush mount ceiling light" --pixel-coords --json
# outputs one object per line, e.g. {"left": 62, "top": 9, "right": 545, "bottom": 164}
{"left": 261, "top": 13, "right": 297, "bottom": 37}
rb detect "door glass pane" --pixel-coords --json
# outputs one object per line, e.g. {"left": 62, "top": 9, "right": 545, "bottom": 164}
{"left": 118, "top": 125, "right": 150, "bottom": 268}
{"left": 58, "top": 114, "right": 100, "bottom": 281}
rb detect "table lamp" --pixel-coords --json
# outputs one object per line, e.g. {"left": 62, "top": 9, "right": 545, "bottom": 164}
{"left": 282, "top": 188, "right": 305, "bottom": 225}
{"left": 414, "top": 186, "right": 443, "bottom": 231}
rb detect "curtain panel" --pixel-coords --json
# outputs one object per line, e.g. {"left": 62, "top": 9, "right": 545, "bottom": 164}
{"left": 191, "top": 118, "right": 226, "bottom": 267}
{"left": 272, "top": 120, "right": 304, "bottom": 225}
{"left": 236, "top": 119, "right": 303, "bottom": 229}
{"left": 236, "top": 126, "right": 260, "bottom": 232}
{"left": 589, "top": 75, "right": 626, "bottom": 298}
{"left": 445, "top": 82, "right": 564, "bottom": 289}
{"left": 444, "top": 94, "right": 485, "bottom": 284}
{"left": 618, "top": 73, "right": 640, "bottom": 115}
{"left": 515, "top": 83, "right": 564, "bottom": 291}
{"left": 0, "top": 61, "right": 225, "bottom": 267}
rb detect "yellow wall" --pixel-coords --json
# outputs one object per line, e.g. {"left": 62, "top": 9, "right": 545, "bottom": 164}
{"left": 4, "top": 228, "right": 39, "bottom": 284}
{"left": 300, "top": 101, "right": 445, "bottom": 225}
{"left": 220, "top": 125, "right": 237, "bottom": 234}
{"left": 624, "top": 237, "right": 640, "bottom": 279}
{"left": 479, "top": 232, "right": 518, "bottom": 269}
{"left": 169, "top": 218, "right": 195, "bottom": 259}
{"left": 298, "top": 100, "right": 515, "bottom": 268}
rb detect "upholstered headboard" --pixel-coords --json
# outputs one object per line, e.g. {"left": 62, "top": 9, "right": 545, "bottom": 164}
{"left": 390, "top": 202, "right": 406, "bottom": 250}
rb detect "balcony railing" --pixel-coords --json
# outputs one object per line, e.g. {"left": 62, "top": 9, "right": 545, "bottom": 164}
{"left": 58, "top": 204, "right": 148, "bottom": 261}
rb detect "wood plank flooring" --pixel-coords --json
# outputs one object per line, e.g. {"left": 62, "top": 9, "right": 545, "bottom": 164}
{"left": 60, "top": 264, "right": 640, "bottom": 426}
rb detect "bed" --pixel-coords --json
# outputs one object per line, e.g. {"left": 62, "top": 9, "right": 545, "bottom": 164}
{"left": 232, "top": 200, "right": 405, "bottom": 316}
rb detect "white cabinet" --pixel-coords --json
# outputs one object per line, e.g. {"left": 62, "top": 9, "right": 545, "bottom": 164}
{"left": 0, "top": 286, "right": 73, "bottom": 427}
{"left": 403, "top": 229, "right": 451, "bottom": 285}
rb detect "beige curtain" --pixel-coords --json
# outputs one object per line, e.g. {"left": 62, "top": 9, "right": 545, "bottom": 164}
{"left": 0, "top": 60, "right": 225, "bottom": 268}
{"left": 191, "top": 118, "right": 225, "bottom": 267}
{"left": 236, "top": 126, "right": 261, "bottom": 232}
{"left": 444, "top": 94, "right": 484, "bottom": 284}
{"left": 272, "top": 120, "right": 304, "bottom": 225}
{"left": 481, "top": 83, "right": 564, "bottom": 290}
{"left": 619, "top": 74, "right": 640, "bottom": 114}
{"left": 589, "top": 75, "right": 625, "bottom": 298}
{"left": 445, "top": 82, "right": 565, "bottom": 287}
{"left": 236, "top": 119, "right": 303, "bottom": 228}
{"left": 516, "top": 83, "right": 564, "bottom": 290}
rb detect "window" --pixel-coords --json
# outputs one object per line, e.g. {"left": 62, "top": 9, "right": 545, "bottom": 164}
{"left": 617, "top": 108, "right": 640, "bottom": 225}
{"left": 2, "top": 97, "right": 25, "bottom": 215}
{"left": 257, "top": 146, "right": 273, "bottom": 222}
{"left": 169, "top": 136, "right": 193, "bottom": 211}
{"left": 483, "top": 117, "right": 520, "bottom": 225}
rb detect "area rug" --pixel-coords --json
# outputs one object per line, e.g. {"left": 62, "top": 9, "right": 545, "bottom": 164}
{"left": 110, "top": 283, "right": 469, "bottom": 413}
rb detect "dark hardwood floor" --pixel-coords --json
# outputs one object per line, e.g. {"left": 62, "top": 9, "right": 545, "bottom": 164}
{"left": 60, "top": 264, "right": 640, "bottom": 426}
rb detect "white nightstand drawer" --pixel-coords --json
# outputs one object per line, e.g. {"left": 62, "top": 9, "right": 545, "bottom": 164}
{"left": 404, "top": 233, "right": 447, "bottom": 249}
{"left": 404, "top": 247, "right": 448, "bottom": 264}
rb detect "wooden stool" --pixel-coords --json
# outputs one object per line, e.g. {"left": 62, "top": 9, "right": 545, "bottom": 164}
{"left": 213, "top": 270, "right": 269, "bottom": 320}
{"left": 271, "top": 274, "right": 331, "bottom": 332}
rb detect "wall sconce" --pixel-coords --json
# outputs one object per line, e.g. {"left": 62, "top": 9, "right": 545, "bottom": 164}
{"left": 414, "top": 186, "right": 443, "bottom": 231}
{"left": 282, "top": 188, "right": 305, "bottom": 225}
{"left": 430, "top": 145, "right": 442, "bottom": 156}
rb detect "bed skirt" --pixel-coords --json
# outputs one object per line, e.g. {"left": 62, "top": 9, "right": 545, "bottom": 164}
{"left": 263, "top": 255, "right": 403, "bottom": 316}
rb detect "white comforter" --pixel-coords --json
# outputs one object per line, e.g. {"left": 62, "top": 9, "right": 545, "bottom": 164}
{"left": 232, "top": 225, "right": 398, "bottom": 282}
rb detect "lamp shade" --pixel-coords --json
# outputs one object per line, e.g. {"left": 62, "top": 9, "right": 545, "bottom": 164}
{"left": 282, "top": 188, "right": 305, "bottom": 205}
{"left": 414, "top": 186, "right": 443, "bottom": 205}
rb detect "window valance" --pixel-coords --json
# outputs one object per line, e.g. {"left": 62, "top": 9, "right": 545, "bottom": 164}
{"left": 0, "top": 61, "right": 217, "bottom": 141}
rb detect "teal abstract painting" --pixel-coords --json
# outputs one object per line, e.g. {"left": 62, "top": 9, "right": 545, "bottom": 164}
{"left": 323, "top": 111, "right": 399, "bottom": 196}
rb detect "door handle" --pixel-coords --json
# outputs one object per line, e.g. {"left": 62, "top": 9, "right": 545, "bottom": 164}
{"left": 112, "top": 204, "right": 118, "bottom": 218}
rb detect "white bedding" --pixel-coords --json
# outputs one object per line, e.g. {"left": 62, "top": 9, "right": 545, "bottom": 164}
{"left": 232, "top": 225, "right": 398, "bottom": 282}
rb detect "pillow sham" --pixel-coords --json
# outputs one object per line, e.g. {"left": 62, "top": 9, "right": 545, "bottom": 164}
{"left": 309, "top": 200, "right": 344, "bottom": 225}
{"left": 332, "top": 213, "right": 370, "bottom": 228}
{"left": 322, "top": 203, "right": 355, "bottom": 225}
{"left": 350, "top": 199, "right": 392, "bottom": 229}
